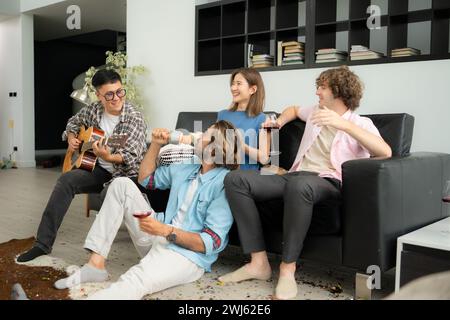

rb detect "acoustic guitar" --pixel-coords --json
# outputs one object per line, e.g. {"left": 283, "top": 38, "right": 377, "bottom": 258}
{"left": 62, "top": 126, "right": 128, "bottom": 173}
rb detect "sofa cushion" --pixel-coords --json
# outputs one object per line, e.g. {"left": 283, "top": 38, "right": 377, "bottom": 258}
{"left": 279, "top": 119, "right": 305, "bottom": 170}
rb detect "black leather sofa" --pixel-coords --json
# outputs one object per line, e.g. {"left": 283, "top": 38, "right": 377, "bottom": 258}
{"left": 88, "top": 111, "right": 450, "bottom": 277}
{"left": 173, "top": 111, "right": 450, "bottom": 275}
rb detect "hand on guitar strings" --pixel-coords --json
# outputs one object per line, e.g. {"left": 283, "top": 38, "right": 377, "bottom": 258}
{"left": 92, "top": 137, "right": 112, "bottom": 161}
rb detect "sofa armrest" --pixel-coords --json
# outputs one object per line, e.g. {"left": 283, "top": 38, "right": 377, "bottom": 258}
{"left": 341, "top": 152, "right": 450, "bottom": 271}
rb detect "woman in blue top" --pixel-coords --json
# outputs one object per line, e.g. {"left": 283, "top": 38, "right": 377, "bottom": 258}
{"left": 180, "top": 68, "right": 270, "bottom": 170}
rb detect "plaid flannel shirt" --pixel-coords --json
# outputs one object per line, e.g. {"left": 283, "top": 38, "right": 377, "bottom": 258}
{"left": 62, "top": 101, "right": 147, "bottom": 178}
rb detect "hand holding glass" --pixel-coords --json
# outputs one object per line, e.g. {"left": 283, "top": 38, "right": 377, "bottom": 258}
{"left": 262, "top": 114, "right": 280, "bottom": 132}
{"left": 133, "top": 211, "right": 153, "bottom": 246}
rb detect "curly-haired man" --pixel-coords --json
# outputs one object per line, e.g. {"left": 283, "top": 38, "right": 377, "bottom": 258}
{"left": 219, "top": 66, "right": 392, "bottom": 299}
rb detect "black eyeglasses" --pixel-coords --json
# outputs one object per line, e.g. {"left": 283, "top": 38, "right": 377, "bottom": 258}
{"left": 99, "top": 88, "right": 126, "bottom": 101}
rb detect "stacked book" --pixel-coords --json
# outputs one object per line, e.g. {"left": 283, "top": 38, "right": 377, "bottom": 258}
{"left": 350, "top": 45, "right": 384, "bottom": 61}
{"left": 252, "top": 54, "right": 274, "bottom": 68}
{"left": 277, "top": 41, "right": 305, "bottom": 66}
{"left": 391, "top": 47, "right": 421, "bottom": 58}
{"left": 315, "top": 48, "right": 348, "bottom": 63}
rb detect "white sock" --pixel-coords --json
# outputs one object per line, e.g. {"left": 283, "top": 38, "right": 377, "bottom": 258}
{"left": 54, "top": 264, "right": 108, "bottom": 289}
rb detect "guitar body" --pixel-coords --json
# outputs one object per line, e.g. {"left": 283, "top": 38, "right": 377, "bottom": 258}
{"left": 62, "top": 126, "right": 105, "bottom": 173}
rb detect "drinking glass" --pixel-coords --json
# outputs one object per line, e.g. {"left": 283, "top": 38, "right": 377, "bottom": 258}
{"left": 133, "top": 211, "right": 153, "bottom": 246}
{"left": 263, "top": 114, "right": 281, "bottom": 157}
{"left": 443, "top": 181, "right": 450, "bottom": 203}
{"left": 442, "top": 181, "right": 450, "bottom": 235}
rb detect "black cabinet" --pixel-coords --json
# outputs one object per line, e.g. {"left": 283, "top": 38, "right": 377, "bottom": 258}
{"left": 196, "top": 0, "right": 450, "bottom": 75}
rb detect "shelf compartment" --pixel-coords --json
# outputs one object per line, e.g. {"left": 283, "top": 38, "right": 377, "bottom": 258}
{"left": 315, "top": 22, "right": 350, "bottom": 54}
{"left": 222, "top": 1, "right": 246, "bottom": 37}
{"left": 390, "top": 0, "right": 432, "bottom": 15}
{"left": 197, "top": 40, "right": 221, "bottom": 72}
{"left": 389, "top": 0, "right": 409, "bottom": 15}
{"left": 316, "top": 0, "right": 349, "bottom": 24}
{"left": 351, "top": 0, "right": 389, "bottom": 20}
{"left": 316, "top": 0, "right": 336, "bottom": 24}
{"left": 431, "top": 10, "right": 450, "bottom": 54}
{"left": 349, "top": 0, "right": 371, "bottom": 20}
{"left": 409, "top": 0, "right": 433, "bottom": 11}
{"left": 350, "top": 17, "right": 388, "bottom": 55}
{"left": 222, "top": 36, "right": 246, "bottom": 70}
{"left": 276, "top": 0, "right": 306, "bottom": 29}
{"left": 248, "top": 32, "right": 274, "bottom": 55}
{"left": 275, "top": 28, "right": 307, "bottom": 67}
{"left": 248, "top": 0, "right": 273, "bottom": 33}
{"left": 197, "top": 6, "right": 221, "bottom": 40}
{"left": 434, "top": 0, "right": 450, "bottom": 10}
{"left": 389, "top": 16, "right": 432, "bottom": 56}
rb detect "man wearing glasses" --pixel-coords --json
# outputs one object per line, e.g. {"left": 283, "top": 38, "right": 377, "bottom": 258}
{"left": 18, "top": 69, "right": 148, "bottom": 262}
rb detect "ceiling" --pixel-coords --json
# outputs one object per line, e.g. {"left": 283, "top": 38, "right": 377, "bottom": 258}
{"left": 29, "top": 0, "right": 126, "bottom": 41}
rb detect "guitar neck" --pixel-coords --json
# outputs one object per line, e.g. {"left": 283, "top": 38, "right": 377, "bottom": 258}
{"left": 81, "top": 138, "right": 110, "bottom": 153}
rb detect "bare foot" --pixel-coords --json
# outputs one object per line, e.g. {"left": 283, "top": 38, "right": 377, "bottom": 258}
{"left": 218, "top": 263, "right": 271, "bottom": 283}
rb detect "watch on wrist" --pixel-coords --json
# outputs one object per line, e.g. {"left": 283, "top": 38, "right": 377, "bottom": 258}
{"left": 166, "top": 226, "right": 177, "bottom": 243}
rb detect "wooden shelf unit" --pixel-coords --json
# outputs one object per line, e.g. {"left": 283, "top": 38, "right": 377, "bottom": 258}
{"left": 195, "top": 0, "right": 450, "bottom": 76}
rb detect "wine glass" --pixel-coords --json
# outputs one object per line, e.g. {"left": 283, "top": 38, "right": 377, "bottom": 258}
{"left": 263, "top": 114, "right": 281, "bottom": 157}
{"left": 443, "top": 181, "right": 450, "bottom": 203}
{"left": 133, "top": 211, "right": 153, "bottom": 246}
{"left": 263, "top": 114, "right": 280, "bottom": 132}
{"left": 442, "top": 181, "right": 450, "bottom": 235}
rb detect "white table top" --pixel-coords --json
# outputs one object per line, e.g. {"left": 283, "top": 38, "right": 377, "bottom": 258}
{"left": 398, "top": 217, "right": 450, "bottom": 251}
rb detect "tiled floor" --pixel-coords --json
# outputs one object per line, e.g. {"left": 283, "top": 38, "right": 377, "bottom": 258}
{"left": 0, "top": 167, "right": 395, "bottom": 300}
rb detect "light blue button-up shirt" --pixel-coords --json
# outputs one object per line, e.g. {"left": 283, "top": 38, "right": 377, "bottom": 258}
{"left": 140, "top": 161, "right": 234, "bottom": 272}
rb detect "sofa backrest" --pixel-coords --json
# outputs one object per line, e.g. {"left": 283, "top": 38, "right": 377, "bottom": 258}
{"left": 175, "top": 111, "right": 278, "bottom": 131}
{"left": 365, "top": 113, "right": 414, "bottom": 158}
{"left": 175, "top": 111, "right": 415, "bottom": 170}
{"left": 175, "top": 112, "right": 218, "bottom": 132}
{"left": 278, "top": 113, "right": 415, "bottom": 170}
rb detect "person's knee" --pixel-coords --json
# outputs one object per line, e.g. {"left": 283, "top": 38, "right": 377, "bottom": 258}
{"left": 57, "top": 171, "right": 79, "bottom": 189}
{"left": 110, "top": 177, "right": 134, "bottom": 191}
{"left": 285, "top": 177, "right": 315, "bottom": 201}
{"left": 224, "top": 170, "right": 249, "bottom": 190}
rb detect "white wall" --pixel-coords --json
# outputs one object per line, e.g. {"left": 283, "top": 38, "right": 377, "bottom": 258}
{"left": 20, "top": 0, "right": 66, "bottom": 12}
{"left": 0, "top": 0, "right": 20, "bottom": 15}
{"left": 0, "top": 15, "right": 35, "bottom": 167}
{"left": 129, "top": 0, "right": 450, "bottom": 154}
{"left": 20, "top": 14, "right": 35, "bottom": 167}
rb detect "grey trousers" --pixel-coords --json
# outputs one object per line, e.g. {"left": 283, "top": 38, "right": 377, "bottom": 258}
{"left": 224, "top": 170, "right": 341, "bottom": 263}
{"left": 35, "top": 166, "right": 147, "bottom": 253}
{"left": 36, "top": 166, "right": 112, "bottom": 253}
